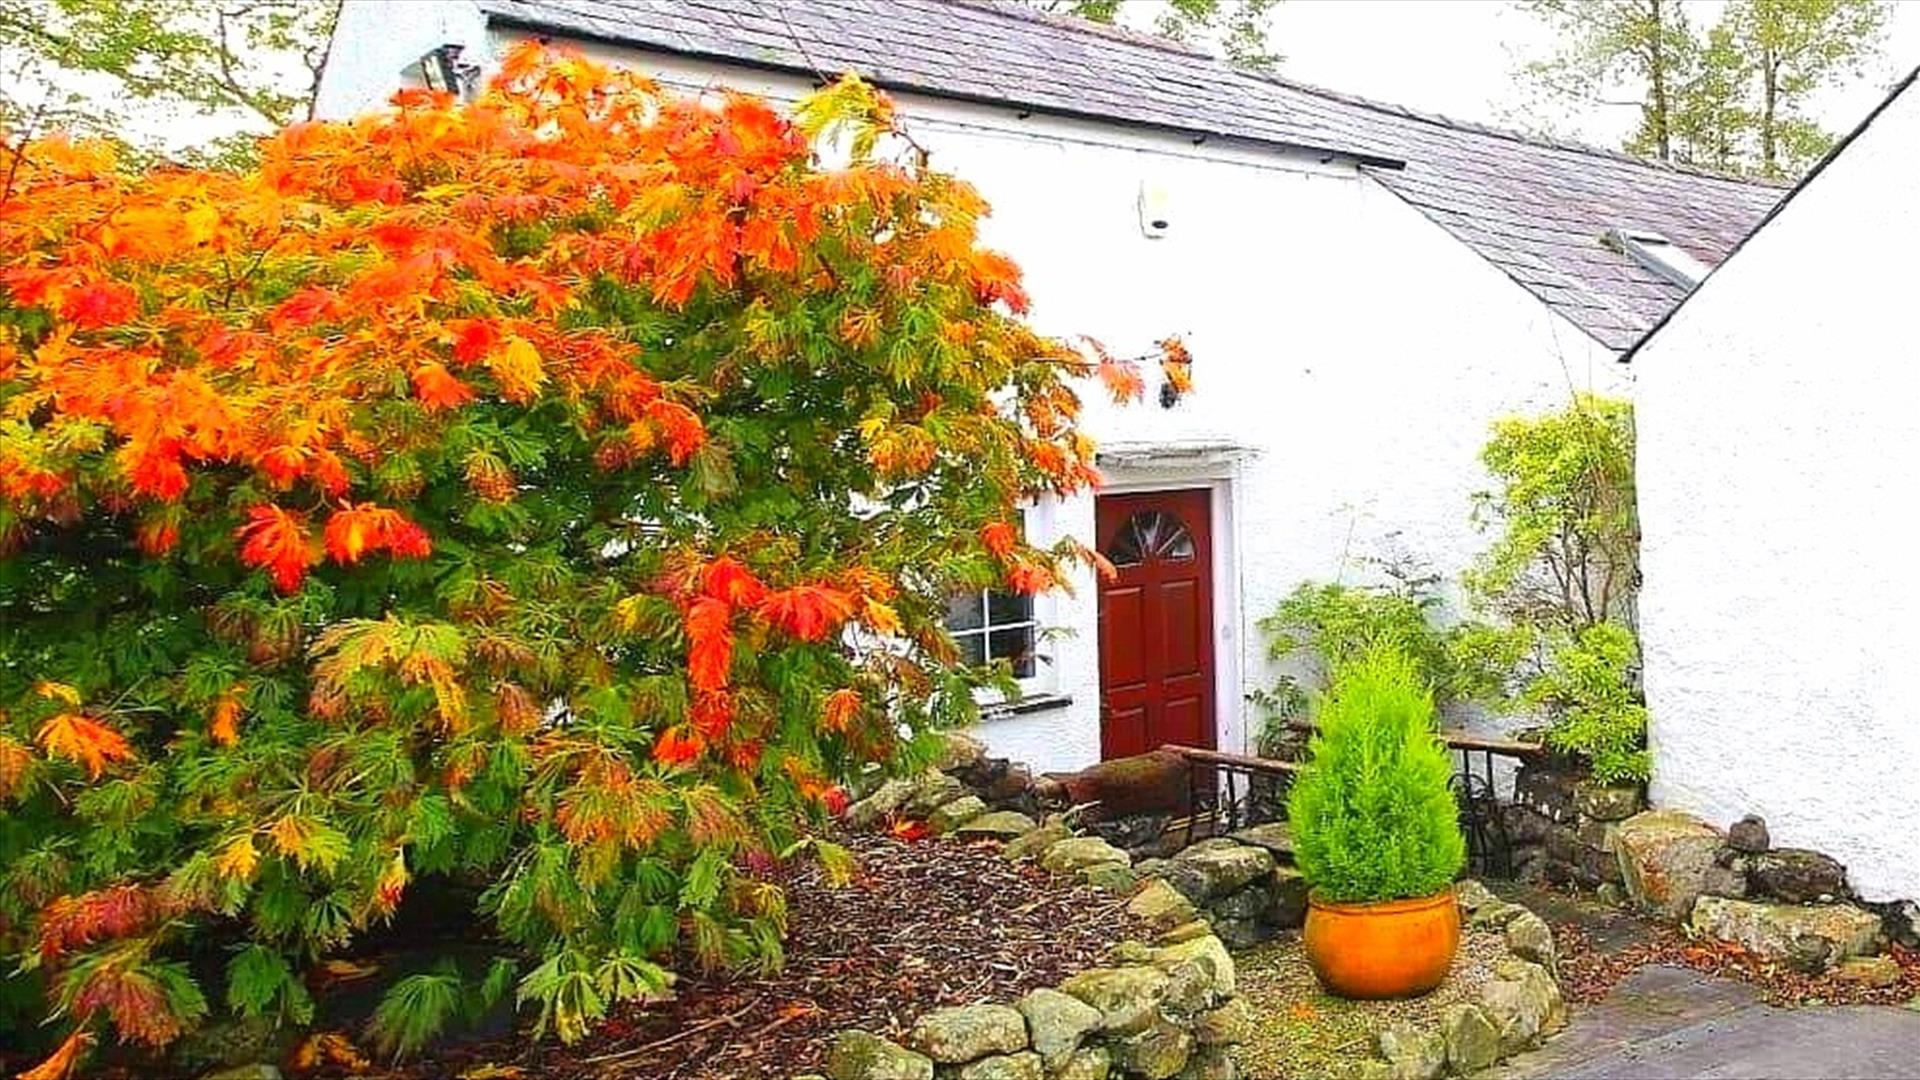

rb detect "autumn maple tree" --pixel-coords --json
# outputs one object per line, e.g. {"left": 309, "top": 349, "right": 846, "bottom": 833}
{"left": 0, "top": 44, "right": 1178, "bottom": 1072}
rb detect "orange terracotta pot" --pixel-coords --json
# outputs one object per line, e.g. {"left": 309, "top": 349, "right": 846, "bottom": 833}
{"left": 1303, "top": 888, "right": 1461, "bottom": 999}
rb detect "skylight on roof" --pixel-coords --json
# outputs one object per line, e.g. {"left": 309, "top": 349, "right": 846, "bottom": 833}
{"left": 1607, "top": 228, "right": 1712, "bottom": 288}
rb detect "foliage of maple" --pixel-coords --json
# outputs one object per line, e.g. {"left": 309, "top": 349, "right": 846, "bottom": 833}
{"left": 0, "top": 45, "right": 1175, "bottom": 1068}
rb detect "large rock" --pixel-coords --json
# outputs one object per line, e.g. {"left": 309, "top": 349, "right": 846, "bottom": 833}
{"left": 1109, "top": 1019, "right": 1193, "bottom": 1080}
{"left": 955, "top": 1052, "right": 1044, "bottom": 1080}
{"left": 1053, "top": 1047, "right": 1112, "bottom": 1080}
{"left": 846, "top": 778, "right": 915, "bottom": 829}
{"left": 1042, "top": 837, "right": 1131, "bottom": 875}
{"left": 1376, "top": 1022, "right": 1446, "bottom": 1080}
{"left": 1263, "top": 867, "right": 1309, "bottom": 928}
{"left": 1835, "top": 955, "right": 1902, "bottom": 988}
{"left": 906, "top": 1004, "right": 1028, "bottom": 1064}
{"left": 929, "top": 795, "right": 989, "bottom": 835}
{"left": 1192, "top": 999, "right": 1253, "bottom": 1046}
{"left": 933, "top": 731, "right": 988, "bottom": 772}
{"left": 1690, "top": 896, "right": 1881, "bottom": 971}
{"left": 1227, "top": 821, "right": 1295, "bottom": 859}
{"left": 828, "top": 1032, "right": 935, "bottom": 1080}
{"left": 1001, "top": 822, "right": 1071, "bottom": 862}
{"left": 1746, "top": 849, "right": 1850, "bottom": 903}
{"left": 956, "top": 810, "right": 1038, "bottom": 839}
{"left": 1573, "top": 782, "right": 1643, "bottom": 822}
{"left": 1441, "top": 1003, "right": 1501, "bottom": 1074}
{"left": 1614, "top": 810, "right": 1738, "bottom": 919}
{"left": 1059, "top": 966, "right": 1170, "bottom": 1034}
{"left": 1505, "top": 910, "right": 1558, "bottom": 970}
{"left": 1127, "top": 878, "right": 1200, "bottom": 930}
{"left": 1727, "top": 814, "right": 1771, "bottom": 854}
{"left": 1150, "top": 934, "right": 1237, "bottom": 997}
{"left": 1478, "top": 958, "right": 1565, "bottom": 1054}
{"left": 903, "top": 772, "right": 968, "bottom": 817}
{"left": 1016, "top": 988, "right": 1100, "bottom": 1070}
{"left": 1178, "top": 1045, "right": 1237, "bottom": 1080}
{"left": 1164, "top": 844, "right": 1274, "bottom": 904}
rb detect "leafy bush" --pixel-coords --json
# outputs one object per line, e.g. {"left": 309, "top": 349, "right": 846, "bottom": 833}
{"left": 0, "top": 46, "right": 1162, "bottom": 1068}
{"left": 1470, "top": 394, "right": 1647, "bottom": 782}
{"left": 1522, "top": 624, "right": 1650, "bottom": 784}
{"left": 1286, "top": 648, "right": 1466, "bottom": 904}
{"left": 1470, "top": 393, "right": 1637, "bottom": 631}
{"left": 1257, "top": 575, "right": 1519, "bottom": 702}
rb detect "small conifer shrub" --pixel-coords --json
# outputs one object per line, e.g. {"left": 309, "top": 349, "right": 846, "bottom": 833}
{"left": 1286, "top": 648, "right": 1466, "bottom": 903}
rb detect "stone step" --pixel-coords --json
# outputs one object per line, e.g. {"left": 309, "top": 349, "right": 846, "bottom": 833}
{"left": 1227, "top": 822, "right": 1295, "bottom": 861}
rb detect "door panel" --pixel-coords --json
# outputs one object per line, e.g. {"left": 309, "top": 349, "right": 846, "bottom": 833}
{"left": 1096, "top": 489, "right": 1216, "bottom": 759}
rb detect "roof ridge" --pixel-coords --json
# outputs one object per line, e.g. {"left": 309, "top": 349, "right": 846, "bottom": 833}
{"left": 1244, "top": 68, "right": 1791, "bottom": 190}
{"left": 942, "top": 0, "right": 1212, "bottom": 60}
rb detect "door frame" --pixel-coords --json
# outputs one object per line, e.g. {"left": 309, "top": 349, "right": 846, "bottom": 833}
{"left": 1094, "top": 466, "right": 1244, "bottom": 760}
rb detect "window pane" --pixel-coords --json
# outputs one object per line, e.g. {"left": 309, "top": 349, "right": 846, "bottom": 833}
{"left": 954, "top": 631, "right": 985, "bottom": 667}
{"left": 944, "top": 590, "right": 985, "bottom": 632}
{"left": 989, "top": 626, "right": 1035, "bottom": 678}
{"left": 987, "top": 590, "right": 1033, "bottom": 627}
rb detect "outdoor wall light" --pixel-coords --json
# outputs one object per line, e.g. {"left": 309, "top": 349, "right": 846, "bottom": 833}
{"left": 418, "top": 44, "right": 482, "bottom": 98}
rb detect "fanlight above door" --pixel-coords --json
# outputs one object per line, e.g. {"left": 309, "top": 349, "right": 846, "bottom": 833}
{"left": 1106, "top": 510, "right": 1196, "bottom": 567}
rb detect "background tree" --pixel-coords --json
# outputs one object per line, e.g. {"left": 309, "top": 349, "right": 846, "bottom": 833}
{"left": 1727, "top": 0, "right": 1888, "bottom": 175}
{"left": 1516, "top": 0, "right": 1888, "bottom": 177}
{"left": 0, "top": 0, "right": 338, "bottom": 163}
{"left": 1039, "top": 0, "right": 1284, "bottom": 70}
{"left": 1517, "top": 0, "right": 1698, "bottom": 161}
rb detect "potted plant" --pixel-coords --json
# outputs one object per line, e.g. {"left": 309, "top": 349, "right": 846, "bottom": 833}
{"left": 1287, "top": 646, "right": 1467, "bottom": 998}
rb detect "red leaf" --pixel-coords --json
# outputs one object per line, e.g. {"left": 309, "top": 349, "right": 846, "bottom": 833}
{"left": 235, "top": 504, "right": 314, "bottom": 592}
{"left": 653, "top": 725, "right": 705, "bottom": 767}
{"left": 58, "top": 281, "right": 138, "bottom": 329}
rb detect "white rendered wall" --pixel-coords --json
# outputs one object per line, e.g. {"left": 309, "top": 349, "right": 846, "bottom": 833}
{"left": 1635, "top": 79, "right": 1920, "bottom": 903}
{"left": 316, "top": 11, "right": 1626, "bottom": 777}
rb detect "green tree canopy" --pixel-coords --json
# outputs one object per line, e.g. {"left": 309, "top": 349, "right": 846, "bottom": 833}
{"left": 1517, "top": 0, "right": 1888, "bottom": 177}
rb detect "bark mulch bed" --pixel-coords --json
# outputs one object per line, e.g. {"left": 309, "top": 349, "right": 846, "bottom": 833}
{"left": 360, "top": 830, "right": 1140, "bottom": 1079}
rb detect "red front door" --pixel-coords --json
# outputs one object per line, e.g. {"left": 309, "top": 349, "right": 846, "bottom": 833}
{"left": 1096, "top": 488, "right": 1215, "bottom": 759}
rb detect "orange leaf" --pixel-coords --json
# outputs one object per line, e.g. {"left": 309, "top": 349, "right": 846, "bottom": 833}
{"left": 821, "top": 688, "right": 862, "bottom": 732}
{"left": 758, "top": 584, "right": 855, "bottom": 642}
{"left": 412, "top": 362, "right": 476, "bottom": 411}
{"left": 685, "top": 597, "right": 735, "bottom": 692}
{"left": 35, "top": 713, "right": 136, "bottom": 779}
{"left": 980, "top": 521, "right": 1017, "bottom": 560}
{"left": 18, "top": 1029, "right": 93, "bottom": 1080}
{"left": 702, "top": 556, "right": 766, "bottom": 607}
{"left": 1096, "top": 357, "right": 1145, "bottom": 404}
{"left": 235, "top": 504, "right": 314, "bottom": 593}
{"left": 653, "top": 725, "right": 705, "bottom": 767}
{"left": 209, "top": 689, "right": 244, "bottom": 746}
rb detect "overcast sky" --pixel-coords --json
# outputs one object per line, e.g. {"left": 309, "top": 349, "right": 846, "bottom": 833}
{"left": 1265, "top": 0, "right": 1920, "bottom": 149}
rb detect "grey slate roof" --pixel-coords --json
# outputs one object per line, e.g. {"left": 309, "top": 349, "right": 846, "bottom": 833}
{"left": 476, "top": 0, "right": 1786, "bottom": 351}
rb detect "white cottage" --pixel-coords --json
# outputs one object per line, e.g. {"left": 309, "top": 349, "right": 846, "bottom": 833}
{"left": 1631, "top": 68, "right": 1920, "bottom": 904}
{"left": 317, "top": 0, "right": 1779, "bottom": 776}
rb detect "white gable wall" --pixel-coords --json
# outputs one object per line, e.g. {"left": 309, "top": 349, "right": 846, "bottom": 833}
{"left": 1635, "top": 78, "right": 1920, "bottom": 902}
{"left": 316, "top": 3, "right": 1624, "bottom": 775}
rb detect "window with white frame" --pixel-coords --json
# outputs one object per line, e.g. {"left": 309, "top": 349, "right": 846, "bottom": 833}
{"left": 944, "top": 589, "right": 1039, "bottom": 679}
